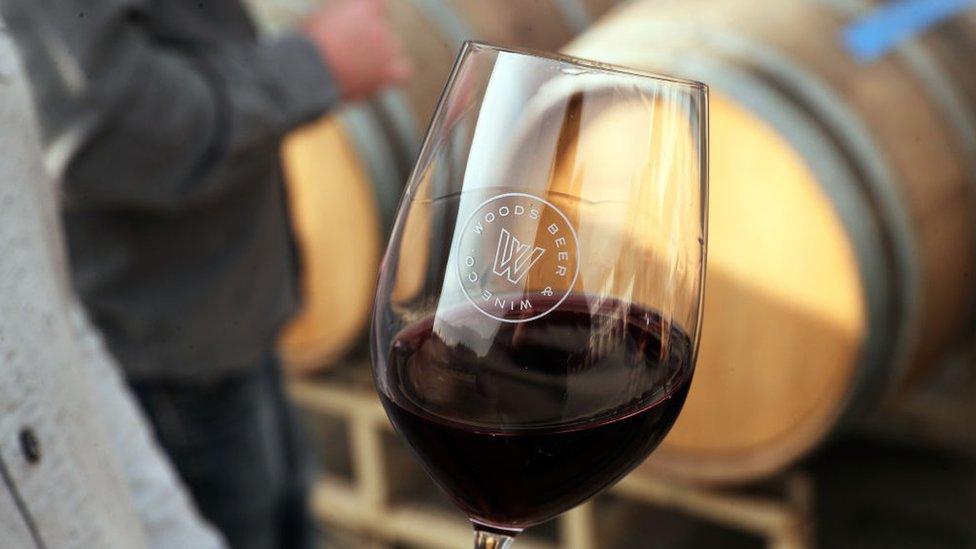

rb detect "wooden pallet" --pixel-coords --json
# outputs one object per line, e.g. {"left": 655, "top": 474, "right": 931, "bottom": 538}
{"left": 290, "top": 372, "right": 813, "bottom": 548}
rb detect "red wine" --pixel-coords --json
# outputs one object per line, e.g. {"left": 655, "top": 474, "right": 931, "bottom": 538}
{"left": 377, "top": 294, "right": 694, "bottom": 530}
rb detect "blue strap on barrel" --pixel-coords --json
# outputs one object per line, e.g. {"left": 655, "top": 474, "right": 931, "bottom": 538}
{"left": 843, "top": 0, "right": 975, "bottom": 63}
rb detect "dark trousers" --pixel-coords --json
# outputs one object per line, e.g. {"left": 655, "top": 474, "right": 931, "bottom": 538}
{"left": 131, "top": 355, "right": 314, "bottom": 549}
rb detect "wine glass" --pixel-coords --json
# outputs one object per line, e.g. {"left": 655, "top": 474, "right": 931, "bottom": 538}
{"left": 371, "top": 42, "right": 708, "bottom": 548}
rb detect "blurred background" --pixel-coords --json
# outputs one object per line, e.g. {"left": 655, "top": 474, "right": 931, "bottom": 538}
{"left": 242, "top": 0, "right": 976, "bottom": 547}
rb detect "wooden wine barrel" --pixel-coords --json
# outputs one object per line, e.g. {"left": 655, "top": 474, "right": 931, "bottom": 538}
{"left": 262, "top": 0, "right": 620, "bottom": 372}
{"left": 563, "top": 0, "right": 976, "bottom": 483}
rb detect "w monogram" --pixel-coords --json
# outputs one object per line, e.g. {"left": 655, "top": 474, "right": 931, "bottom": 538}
{"left": 492, "top": 229, "right": 546, "bottom": 284}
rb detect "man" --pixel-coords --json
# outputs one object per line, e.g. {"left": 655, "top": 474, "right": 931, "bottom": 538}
{"left": 0, "top": 0, "right": 410, "bottom": 547}
{"left": 0, "top": 24, "right": 222, "bottom": 549}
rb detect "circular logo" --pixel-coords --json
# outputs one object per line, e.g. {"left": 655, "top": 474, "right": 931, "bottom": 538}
{"left": 455, "top": 193, "right": 579, "bottom": 323}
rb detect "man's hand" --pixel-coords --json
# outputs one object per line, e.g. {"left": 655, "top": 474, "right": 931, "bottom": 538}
{"left": 302, "top": 0, "right": 412, "bottom": 101}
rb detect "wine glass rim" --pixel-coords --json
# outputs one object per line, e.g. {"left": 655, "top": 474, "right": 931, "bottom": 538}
{"left": 463, "top": 40, "right": 708, "bottom": 91}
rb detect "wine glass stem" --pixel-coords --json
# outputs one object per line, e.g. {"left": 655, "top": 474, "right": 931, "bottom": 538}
{"left": 474, "top": 529, "right": 515, "bottom": 549}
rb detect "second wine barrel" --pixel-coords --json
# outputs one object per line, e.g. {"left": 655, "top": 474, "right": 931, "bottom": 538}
{"left": 564, "top": 0, "right": 976, "bottom": 483}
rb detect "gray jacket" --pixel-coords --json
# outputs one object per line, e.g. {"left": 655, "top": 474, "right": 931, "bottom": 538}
{"left": 0, "top": 28, "right": 223, "bottom": 548}
{"left": 0, "top": 0, "right": 339, "bottom": 381}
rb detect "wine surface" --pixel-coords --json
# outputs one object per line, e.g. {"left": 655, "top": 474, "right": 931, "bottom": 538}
{"left": 378, "top": 294, "right": 694, "bottom": 529}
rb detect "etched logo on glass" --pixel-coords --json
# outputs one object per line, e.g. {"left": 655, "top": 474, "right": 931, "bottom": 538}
{"left": 456, "top": 192, "right": 579, "bottom": 322}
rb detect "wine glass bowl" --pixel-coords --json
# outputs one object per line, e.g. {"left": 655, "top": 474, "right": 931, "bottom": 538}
{"left": 371, "top": 42, "right": 708, "bottom": 546}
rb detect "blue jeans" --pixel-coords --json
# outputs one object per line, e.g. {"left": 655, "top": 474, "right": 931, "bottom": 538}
{"left": 131, "top": 355, "right": 314, "bottom": 549}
